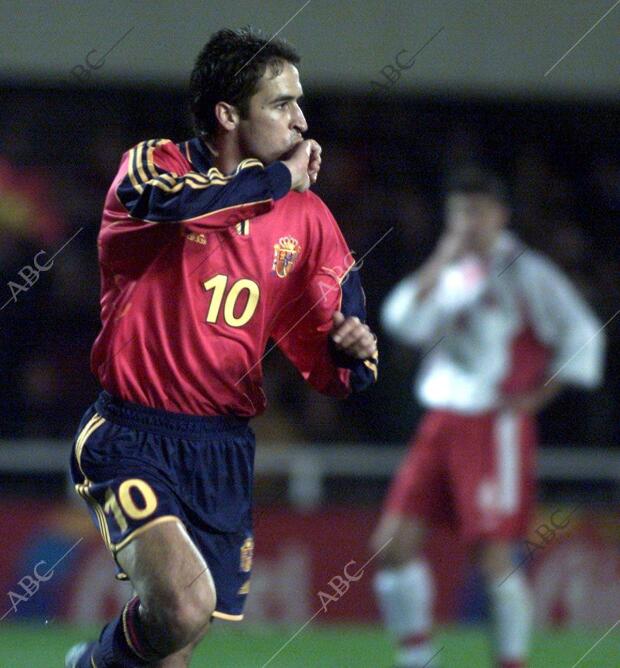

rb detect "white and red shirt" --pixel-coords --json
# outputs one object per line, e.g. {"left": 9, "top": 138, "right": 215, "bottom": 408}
{"left": 381, "top": 232, "right": 604, "bottom": 413}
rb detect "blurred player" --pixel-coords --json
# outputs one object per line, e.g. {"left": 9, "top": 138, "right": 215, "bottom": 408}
{"left": 65, "top": 27, "right": 378, "bottom": 668}
{"left": 371, "top": 167, "right": 604, "bottom": 668}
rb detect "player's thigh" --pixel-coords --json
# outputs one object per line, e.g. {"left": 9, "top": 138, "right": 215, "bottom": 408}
{"left": 449, "top": 410, "right": 536, "bottom": 545}
{"left": 117, "top": 519, "right": 216, "bottom": 623}
{"left": 374, "top": 412, "right": 450, "bottom": 565}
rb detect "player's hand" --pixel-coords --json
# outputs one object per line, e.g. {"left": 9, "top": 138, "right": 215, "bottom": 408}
{"left": 499, "top": 380, "right": 563, "bottom": 415}
{"left": 417, "top": 225, "right": 473, "bottom": 302}
{"left": 282, "top": 139, "right": 322, "bottom": 192}
{"left": 435, "top": 225, "right": 471, "bottom": 262}
{"left": 307, "top": 140, "right": 321, "bottom": 185}
{"left": 330, "top": 311, "right": 377, "bottom": 360}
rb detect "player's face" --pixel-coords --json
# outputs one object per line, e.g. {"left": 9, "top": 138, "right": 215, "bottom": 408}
{"left": 237, "top": 61, "right": 307, "bottom": 164}
{"left": 445, "top": 193, "right": 509, "bottom": 251}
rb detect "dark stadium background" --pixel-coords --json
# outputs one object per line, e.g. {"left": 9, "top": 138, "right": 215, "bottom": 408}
{"left": 1, "top": 3, "right": 618, "bottom": 666}
{"left": 1, "top": 88, "right": 618, "bottom": 448}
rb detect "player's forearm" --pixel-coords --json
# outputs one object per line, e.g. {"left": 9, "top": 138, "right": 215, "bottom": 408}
{"left": 116, "top": 148, "right": 291, "bottom": 227}
{"left": 501, "top": 379, "right": 564, "bottom": 414}
{"left": 415, "top": 224, "right": 474, "bottom": 302}
{"left": 416, "top": 243, "right": 463, "bottom": 303}
{"left": 531, "top": 379, "right": 563, "bottom": 412}
{"left": 381, "top": 275, "right": 439, "bottom": 345}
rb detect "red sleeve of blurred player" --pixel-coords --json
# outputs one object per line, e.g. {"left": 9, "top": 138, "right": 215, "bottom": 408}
{"left": 272, "top": 196, "right": 378, "bottom": 396}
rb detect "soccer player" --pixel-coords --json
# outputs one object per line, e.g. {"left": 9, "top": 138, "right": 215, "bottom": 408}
{"left": 65, "top": 28, "right": 378, "bottom": 668}
{"left": 371, "top": 167, "right": 604, "bottom": 668}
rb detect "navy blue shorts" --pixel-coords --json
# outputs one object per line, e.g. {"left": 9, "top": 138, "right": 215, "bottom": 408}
{"left": 69, "top": 391, "right": 255, "bottom": 621}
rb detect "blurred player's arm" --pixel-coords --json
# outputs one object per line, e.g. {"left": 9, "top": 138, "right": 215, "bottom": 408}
{"left": 114, "top": 139, "right": 317, "bottom": 229}
{"left": 415, "top": 225, "right": 470, "bottom": 300}
{"left": 272, "top": 202, "right": 378, "bottom": 396}
{"left": 525, "top": 254, "right": 605, "bottom": 388}
{"left": 500, "top": 377, "right": 564, "bottom": 414}
{"left": 503, "top": 254, "right": 605, "bottom": 413}
{"left": 381, "top": 229, "right": 488, "bottom": 346}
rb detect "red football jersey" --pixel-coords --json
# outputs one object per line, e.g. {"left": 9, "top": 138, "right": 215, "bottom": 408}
{"left": 91, "top": 137, "right": 377, "bottom": 416}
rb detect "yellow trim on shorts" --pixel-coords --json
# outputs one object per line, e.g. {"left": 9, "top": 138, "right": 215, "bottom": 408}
{"left": 91, "top": 655, "right": 98, "bottom": 668}
{"left": 212, "top": 611, "right": 244, "bottom": 622}
{"left": 75, "top": 482, "right": 112, "bottom": 551}
{"left": 74, "top": 414, "right": 116, "bottom": 565}
{"left": 112, "top": 515, "right": 183, "bottom": 554}
{"left": 75, "top": 413, "right": 106, "bottom": 479}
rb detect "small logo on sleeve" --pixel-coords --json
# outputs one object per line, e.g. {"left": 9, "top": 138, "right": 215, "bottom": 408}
{"left": 184, "top": 231, "right": 207, "bottom": 245}
{"left": 272, "top": 236, "right": 301, "bottom": 278}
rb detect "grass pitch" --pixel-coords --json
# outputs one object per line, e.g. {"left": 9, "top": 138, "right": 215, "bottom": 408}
{"left": 0, "top": 622, "right": 617, "bottom": 667}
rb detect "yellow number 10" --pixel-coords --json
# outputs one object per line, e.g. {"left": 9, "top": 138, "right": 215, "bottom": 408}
{"left": 104, "top": 479, "right": 158, "bottom": 532}
{"left": 203, "top": 274, "right": 259, "bottom": 327}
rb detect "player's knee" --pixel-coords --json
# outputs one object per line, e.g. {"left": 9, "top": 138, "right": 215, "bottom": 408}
{"left": 371, "top": 515, "right": 424, "bottom": 567}
{"left": 375, "top": 535, "right": 406, "bottom": 567}
{"left": 150, "top": 582, "right": 216, "bottom": 652}
{"left": 171, "top": 596, "right": 213, "bottom": 646}
{"left": 476, "top": 541, "right": 514, "bottom": 582}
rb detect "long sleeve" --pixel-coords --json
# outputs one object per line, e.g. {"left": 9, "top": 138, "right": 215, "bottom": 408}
{"left": 519, "top": 253, "right": 605, "bottom": 388}
{"left": 114, "top": 139, "right": 291, "bottom": 229}
{"left": 272, "top": 198, "right": 377, "bottom": 397}
{"left": 381, "top": 256, "right": 489, "bottom": 346}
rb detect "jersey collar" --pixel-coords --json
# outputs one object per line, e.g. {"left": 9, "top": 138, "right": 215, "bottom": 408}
{"left": 186, "top": 137, "right": 214, "bottom": 174}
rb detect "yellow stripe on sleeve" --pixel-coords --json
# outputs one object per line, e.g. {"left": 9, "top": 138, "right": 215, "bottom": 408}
{"left": 134, "top": 141, "right": 150, "bottom": 184}
{"left": 127, "top": 145, "right": 144, "bottom": 195}
{"left": 363, "top": 358, "right": 378, "bottom": 381}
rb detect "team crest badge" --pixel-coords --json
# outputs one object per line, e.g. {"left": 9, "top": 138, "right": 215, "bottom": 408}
{"left": 240, "top": 537, "right": 254, "bottom": 573}
{"left": 272, "top": 236, "right": 301, "bottom": 278}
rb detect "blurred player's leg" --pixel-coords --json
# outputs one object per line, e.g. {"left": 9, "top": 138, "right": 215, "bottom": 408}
{"left": 478, "top": 541, "right": 532, "bottom": 668}
{"left": 372, "top": 413, "right": 448, "bottom": 667}
{"left": 372, "top": 515, "right": 438, "bottom": 668}
{"left": 453, "top": 410, "right": 536, "bottom": 668}
{"left": 88, "top": 521, "right": 216, "bottom": 667}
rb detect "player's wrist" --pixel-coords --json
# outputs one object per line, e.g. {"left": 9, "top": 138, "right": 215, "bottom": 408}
{"left": 266, "top": 161, "right": 292, "bottom": 199}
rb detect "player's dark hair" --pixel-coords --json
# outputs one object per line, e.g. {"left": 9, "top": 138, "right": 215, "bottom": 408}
{"left": 190, "top": 27, "right": 300, "bottom": 140}
{"left": 445, "top": 166, "right": 510, "bottom": 206}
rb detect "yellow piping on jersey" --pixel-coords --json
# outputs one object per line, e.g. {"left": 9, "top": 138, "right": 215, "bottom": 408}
{"left": 126, "top": 140, "right": 265, "bottom": 197}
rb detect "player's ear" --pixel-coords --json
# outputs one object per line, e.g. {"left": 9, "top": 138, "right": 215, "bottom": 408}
{"left": 214, "top": 101, "right": 240, "bottom": 132}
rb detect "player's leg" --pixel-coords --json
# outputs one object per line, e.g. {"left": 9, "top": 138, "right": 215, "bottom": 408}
{"left": 453, "top": 410, "right": 535, "bottom": 668}
{"left": 67, "top": 408, "right": 213, "bottom": 667}
{"left": 371, "top": 412, "right": 448, "bottom": 668}
{"left": 151, "top": 632, "right": 206, "bottom": 668}
{"left": 372, "top": 515, "right": 437, "bottom": 668}
{"left": 67, "top": 397, "right": 254, "bottom": 667}
{"left": 118, "top": 520, "right": 215, "bottom": 662}
{"left": 107, "top": 589, "right": 208, "bottom": 668}
{"left": 88, "top": 520, "right": 216, "bottom": 667}
{"left": 115, "top": 413, "right": 255, "bottom": 668}
{"left": 476, "top": 539, "right": 532, "bottom": 668}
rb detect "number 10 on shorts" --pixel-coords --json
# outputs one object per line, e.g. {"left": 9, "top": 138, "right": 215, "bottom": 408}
{"left": 104, "top": 479, "right": 158, "bottom": 532}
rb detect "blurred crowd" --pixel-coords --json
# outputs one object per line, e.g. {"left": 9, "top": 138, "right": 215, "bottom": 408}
{"left": 1, "top": 86, "right": 618, "bottom": 447}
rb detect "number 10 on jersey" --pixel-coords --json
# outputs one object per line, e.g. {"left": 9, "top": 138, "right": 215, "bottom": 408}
{"left": 202, "top": 274, "right": 260, "bottom": 327}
